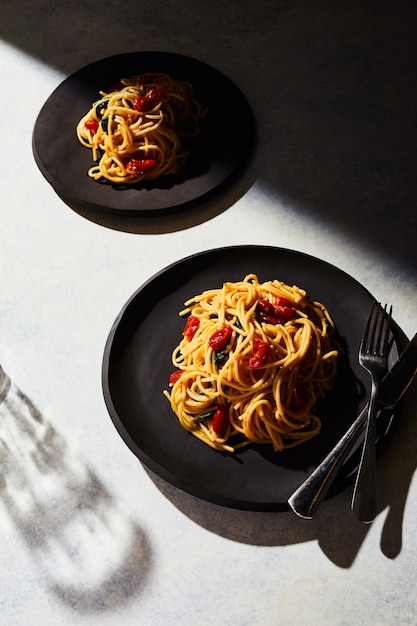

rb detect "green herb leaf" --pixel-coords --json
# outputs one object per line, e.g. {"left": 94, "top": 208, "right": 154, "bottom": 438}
{"left": 101, "top": 115, "right": 109, "bottom": 132}
{"left": 213, "top": 349, "right": 228, "bottom": 369}
{"left": 95, "top": 99, "right": 108, "bottom": 119}
{"left": 198, "top": 410, "right": 215, "bottom": 425}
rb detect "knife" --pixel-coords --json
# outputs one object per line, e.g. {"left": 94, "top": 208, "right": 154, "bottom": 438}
{"left": 288, "top": 333, "right": 417, "bottom": 519}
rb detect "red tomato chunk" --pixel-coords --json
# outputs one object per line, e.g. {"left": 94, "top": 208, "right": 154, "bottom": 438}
{"left": 208, "top": 325, "right": 233, "bottom": 351}
{"left": 126, "top": 159, "right": 156, "bottom": 175}
{"left": 84, "top": 119, "right": 99, "bottom": 133}
{"left": 274, "top": 296, "right": 296, "bottom": 320}
{"left": 212, "top": 407, "right": 229, "bottom": 437}
{"left": 169, "top": 370, "right": 183, "bottom": 385}
{"left": 256, "top": 298, "right": 296, "bottom": 324}
{"left": 182, "top": 316, "right": 200, "bottom": 338}
{"left": 133, "top": 87, "right": 166, "bottom": 113}
{"left": 249, "top": 338, "right": 271, "bottom": 369}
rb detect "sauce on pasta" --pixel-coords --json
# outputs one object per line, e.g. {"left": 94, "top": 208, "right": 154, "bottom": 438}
{"left": 76, "top": 73, "right": 206, "bottom": 184}
{"left": 163, "top": 275, "right": 338, "bottom": 453}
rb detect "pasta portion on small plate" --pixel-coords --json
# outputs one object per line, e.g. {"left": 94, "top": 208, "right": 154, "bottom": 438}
{"left": 33, "top": 52, "right": 254, "bottom": 215}
{"left": 76, "top": 73, "right": 207, "bottom": 185}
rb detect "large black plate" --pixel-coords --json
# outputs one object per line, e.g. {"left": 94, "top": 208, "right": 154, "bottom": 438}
{"left": 102, "top": 246, "right": 402, "bottom": 511}
{"left": 32, "top": 52, "right": 255, "bottom": 215}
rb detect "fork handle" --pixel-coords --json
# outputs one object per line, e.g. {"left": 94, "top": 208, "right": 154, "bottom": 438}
{"left": 287, "top": 404, "right": 368, "bottom": 518}
{"left": 351, "top": 378, "right": 380, "bottom": 522}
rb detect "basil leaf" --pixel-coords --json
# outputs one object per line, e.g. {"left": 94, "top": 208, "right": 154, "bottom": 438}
{"left": 95, "top": 99, "right": 108, "bottom": 118}
{"left": 213, "top": 349, "right": 227, "bottom": 368}
{"left": 198, "top": 410, "right": 215, "bottom": 425}
{"left": 101, "top": 115, "right": 110, "bottom": 132}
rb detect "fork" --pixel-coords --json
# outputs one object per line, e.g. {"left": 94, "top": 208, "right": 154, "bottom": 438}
{"left": 351, "top": 301, "right": 392, "bottom": 523}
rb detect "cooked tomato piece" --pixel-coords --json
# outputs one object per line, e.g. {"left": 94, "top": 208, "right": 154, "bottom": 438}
{"left": 208, "top": 325, "right": 233, "bottom": 351}
{"left": 133, "top": 87, "right": 165, "bottom": 112}
{"left": 133, "top": 96, "right": 149, "bottom": 112}
{"left": 255, "top": 299, "right": 281, "bottom": 324}
{"left": 169, "top": 370, "right": 183, "bottom": 385}
{"left": 126, "top": 159, "right": 156, "bottom": 175}
{"left": 249, "top": 338, "right": 271, "bottom": 369}
{"left": 84, "top": 119, "right": 99, "bottom": 133}
{"left": 212, "top": 407, "right": 229, "bottom": 437}
{"left": 145, "top": 87, "right": 165, "bottom": 107}
{"left": 256, "top": 297, "right": 296, "bottom": 324}
{"left": 182, "top": 315, "right": 200, "bottom": 338}
{"left": 274, "top": 296, "right": 296, "bottom": 320}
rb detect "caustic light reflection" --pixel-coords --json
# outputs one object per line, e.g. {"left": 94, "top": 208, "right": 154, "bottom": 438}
{"left": 0, "top": 366, "right": 152, "bottom": 611}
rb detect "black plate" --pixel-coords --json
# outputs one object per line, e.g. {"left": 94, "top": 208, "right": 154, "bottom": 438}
{"left": 102, "top": 246, "right": 402, "bottom": 511}
{"left": 32, "top": 52, "right": 255, "bottom": 216}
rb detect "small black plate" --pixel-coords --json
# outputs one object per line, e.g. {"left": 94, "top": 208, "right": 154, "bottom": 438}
{"left": 102, "top": 246, "right": 402, "bottom": 511}
{"left": 32, "top": 52, "right": 255, "bottom": 215}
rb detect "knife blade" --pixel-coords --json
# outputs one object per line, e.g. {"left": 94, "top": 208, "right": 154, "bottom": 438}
{"left": 288, "top": 333, "right": 417, "bottom": 519}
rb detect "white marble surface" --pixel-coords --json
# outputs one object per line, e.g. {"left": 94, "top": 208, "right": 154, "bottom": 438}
{"left": 1, "top": 1, "right": 416, "bottom": 624}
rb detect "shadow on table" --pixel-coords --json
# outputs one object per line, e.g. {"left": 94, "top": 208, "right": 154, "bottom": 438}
{"left": 147, "top": 376, "right": 417, "bottom": 569}
{"left": 61, "top": 164, "right": 255, "bottom": 234}
{"left": 0, "top": 371, "right": 152, "bottom": 613}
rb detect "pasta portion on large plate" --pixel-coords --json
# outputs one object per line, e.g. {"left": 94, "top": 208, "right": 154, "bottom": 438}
{"left": 164, "top": 275, "right": 338, "bottom": 453}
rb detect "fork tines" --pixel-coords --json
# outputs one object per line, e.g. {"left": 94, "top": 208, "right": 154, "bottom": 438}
{"left": 360, "top": 301, "right": 392, "bottom": 356}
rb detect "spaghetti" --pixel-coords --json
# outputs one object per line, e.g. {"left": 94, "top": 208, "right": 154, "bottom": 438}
{"left": 163, "top": 275, "right": 338, "bottom": 453}
{"left": 76, "top": 73, "right": 206, "bottom": 184}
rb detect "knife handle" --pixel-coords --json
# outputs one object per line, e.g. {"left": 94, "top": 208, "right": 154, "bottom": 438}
{"left": 288, "top": 405, "right": 368, "bottom": 519}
